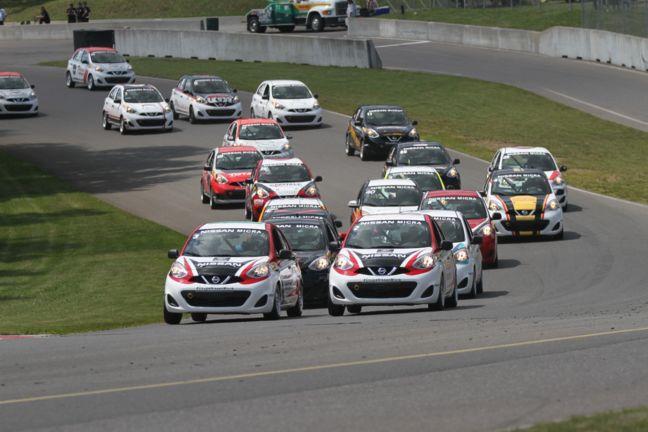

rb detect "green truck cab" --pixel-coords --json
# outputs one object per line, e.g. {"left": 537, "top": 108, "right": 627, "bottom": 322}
{"left": 247, "top": 0, "right": 348, "bottom": 33}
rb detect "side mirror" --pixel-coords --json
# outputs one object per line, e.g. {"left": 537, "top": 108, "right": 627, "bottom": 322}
{"left": 347, "top": 200, "right": 358, "bottom": 208}
{"left": 203, "top": 164, "right": 210, "bottom": 171}
{"left": 478, "top": 190, "right": 486, "bottom": 197}
{"left": 165, "top": 97, "right": 170, "bottom": 103}
{"left": 329, "top": 242, "right": 341, "bottom": 252}
{"left": 472, "top": 236, "right": 483, "bottom": 245}
{"left": 314, "top": 94, "right": 319, "bottom": 99}
{"left": 453, "top": 158, "right": 461, "bottom": 165}
{"left": 412, "top": 120, "right": 418, "bottom": 126}
{"left": 491, "top": 213, "right": 502, "bottom": 221}
{"left": 168, "top": 249, "right": 180, "bottom": 259}
{"left": 487, "top": 166, "right": 494, "bottom": 172}
{"left": 114, "top": 98, "right": 121, "bottom": 103}
{"left": 440, "top": 240, "right": 453, "bottom": 251}
{"left": 278, "top": 249, "right": 295, "bottom": 260}
{"left": 560, "top": 165, "right": 568, "bottom": 172}
{"left": 314, "top": 175, "right": 323, "bottom": 182}
{"left": 385, "top": 160, "right": 394, "bottom": 167}
{"left": 82, "top": 60, "right": 88, "bottom": 65}
{"left": 339, "top": 231, "right": 348, "bottom": 242}
{"left": 334, "top": 220, "right": 343, "bottom": 228}
{"left": 244, "top": 178, "right": 253, "bottom": 185}
{"left": 31, "top": 84, "right": 35, "bottom": 89}
{"left": 286, "top": 135, "right": 293, "bottom": 140}
{"left": 233, "top": 89, "right": 238, "bottom": 93}
{"left": 227, "top": 135, "right": 234, "bottom": 141}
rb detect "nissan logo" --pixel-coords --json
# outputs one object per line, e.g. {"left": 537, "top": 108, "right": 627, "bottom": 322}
{"left": 377, "top": 267, "right": 387, "bottom": 275}
{"left": 211, "top": 276, "right": 221, "bottom": 284}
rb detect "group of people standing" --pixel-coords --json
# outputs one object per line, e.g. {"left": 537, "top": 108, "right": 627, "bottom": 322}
{"left": 66, "top": 2, "right": 91, "bottom": 23}
{"left": 346, "top": 0, "right": 380, "bottom": 21}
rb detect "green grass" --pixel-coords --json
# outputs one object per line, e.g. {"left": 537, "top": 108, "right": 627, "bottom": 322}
{"left": 41, "top": 57, "right": 648, "bottom": 203}
{"left": 519, "top": 406, "right": 648, "bottom": 431}
{"left": 0, "top": 151, "right": 184, "bottom": 334}
{"left": 385, "top": 3, "right": 580, "bottom": 31}
{"left": 3, "top": 0, "right": 264, "bottom": 23}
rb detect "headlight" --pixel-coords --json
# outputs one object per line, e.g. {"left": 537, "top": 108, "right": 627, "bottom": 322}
{"left": 362, "top": 127, "right": 379, "bottom": 139}
{"left": 127, "top": 65, "right": 133, "bottom": 70}
{"left": 273, "top": 101, "right": 286, "bottom": 110}
{"left": 256, "top": 188, "right": 269, "bottom": 199}
{"left": 547, "top": 199, "right": 559, "bottom": 211}
{"left": 309, "top": 256, "right": 330, "bottom": 271}
{"left": 489, "top": 200, "right": 502, "bottom": 211}
{"left": 313, "top": 103, "right": 320, "bottom": 110}
{"left": 216, "top": 174, "right": 228, "bottom": 184}
{"left": 282, "top": 143, "right": 291, "bottom": 151}
{"left": 408, "top": 128, "right": 418, "bottom": 137}
{"left": 233, "top": 95, "right": 240, "bottom": 103}
{"left": 170, "top": 261, "right": 188, "bottom": 279}
{"left": 304, "top": 185, "right": 318, "bottom": 196}
{"left": 481, "top": 225, "right": 493, "bottom": 236}
{"left": 553, "top": 175, "right": 564, "bottom": 185}
{"left": 248, "top": 263, "right": 270, "bottom": 279}
{"left": 454, "top": 248, "right": 469, "bottom": 263}
{"left": 29, "top": 91, "right": 36, "bottom": 98}
{"left": 333, "top": 254, "right": 354, "bottom": 271}
{"left": 322, "top": 9, "right": 332, "bottom": 15}
{"left": 0, "top": 95, "right": 5, "bottom": 100}
{"left": 195, "top": 96, "right": 206, "bottom": 104}
{"left": 446, "top": 167, "right": 458, "bottom": 178}
{"left": 412, "top": 254, "right": 436, "bottom": 270}
{"left": 95, "top": 66, "right": 104, "bottom": 72}
{"left": 125, "top": 105, "right": 137, "bottom": 114}
{"left": 163, "top": 106, "right": 171, "bottom": 113}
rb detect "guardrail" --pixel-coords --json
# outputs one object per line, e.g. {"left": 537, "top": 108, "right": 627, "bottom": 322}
{"left": 114, "top": 29, "right": 382, "bottom": 69}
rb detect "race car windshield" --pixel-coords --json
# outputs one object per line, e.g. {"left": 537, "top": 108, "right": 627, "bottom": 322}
{"left": 193, "top": 79, "right": 230, "bottom": 94}
{"left": 239, "top": 124, "right": 284, "bottom": 140}
{"left": 262, "top": 210, "right": 327, "bottom": 222}
{"left": 0, "top": 77, "right": 29, "bottom": 90}
{"left": 365, "top": 109, "right": 408, "bottom": 126}
{"left": 346, "top": 220, "right": 430, "bottom": 249}
{"left": 492, "top": 174, "right": 551, "bottom": 196}
{"left": 276, "top": 224, "right": 326, "bottom": 251}
{"left": 421, "top": 197, "right": 487, "bottom": 219}
{"left": 124, "top": 88, "right": 163, "bottom": 103}
{"left": 433, "top": 218, "right": 465, "bottom": 243}
{"left": 258, "top": 165, "right": 310, "bottom": 183}
{"left": 501, "top": 153, "right": 557, "bottom": 171}
{"left": 363, "top": 186, "right": 421, "bottom": 207}
{"left": 183, "top": 229, "right": 269, "bottom": 257}
{"left": 388, "top": 172, "right": 443, "bottom": 191}
{"left": 272, "top": 85, "right": 312, "bottom": 100}
{"left": 215, "top": 152, "right": 261, "bottom": 170}
{"left": 90, "top": 52, "right": 126, "bottom": 64}
{"left": 397, "top": 147, "right": 449, "bottom": 165}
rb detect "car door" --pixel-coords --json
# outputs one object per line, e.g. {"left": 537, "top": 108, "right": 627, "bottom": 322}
{"left": 77, "top": 50, "right": 90, "bottom": 83}
{"left": 104, "top": 87, "right": 117, "bottom": 119}
{"left": 251, "top": 83, "right": 265, "bottom": 117}
{"left": 272, "top": 228, "right": 296, "bottom": 305}
{"left": 202, "top": 150, "right": 215, "bottom": 195}
{"left": 68, "top": 50, "right": 81, "bottom": 81}
{"left": 433, "top": 221, "right": 454, "bottom": 295}
{"left": 463, "top": 215, "right": 481, "bottom": 274}
{"left": 111, "top": 87, "right": 123, "bottom": 119}
{"left": 350, "top": 108, "right": 363, "bottom": 150}
{"left": 171, "top": 77, "right": 185, "bottom": 112}
{"left": 259, "top": 84, "right": 271, "bottom": 117}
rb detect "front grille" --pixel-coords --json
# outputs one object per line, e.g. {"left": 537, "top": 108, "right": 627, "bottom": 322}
{"left": 512, "top": 209, "right": 538, "bottom": 217}
{"left": 224, "top": 190, "right": 246, "bottom": 199}
{"left": 335, "top": 1, "right": 348, "bottom": 15}
{"left": 181, "top": 290, "right": 250, "bottom": 307}
{"left": 107, "top": 71, "right": 129, "bottom": 76}
{"left": 288, "top": 108, "right": 311, "bottom": 113}
{"left": 285, "top": 115, "right": 316, "bottom": 123}
{"left": 141, "top": 112, "right": 163, "bottom": 117}
{"left": 105, "top": 77, "right": 132, "bottom": 84}
{"left": 502, "top": 220, "right": 550, "bottom": 231}
{"left": 356, "top": 267, "right": 408, "bottom": 276}
{"left": 347, "top": 281, "right": 417, "bottom": 298}
{"left": 384, "top": 135, "right": 403, "bottom": 143}
{"left": 206, "top": 109, "right": 236, "bottom": 116}
{"left": 5, "top": 104, "right": 32, "bottom": 112}
{"left": 136, "top": 119, "right": 165, "bottom": 127}
{"left": 261, "top": 150, "right": 281, "bottom": 156}
{"left": 191, "top": 274, "right": 242, "bottom": 285}
{"left": 7, "top": 98, "right": 30, "bottom": 103}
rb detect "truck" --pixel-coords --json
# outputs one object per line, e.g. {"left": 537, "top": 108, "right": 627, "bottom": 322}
{"left": 246, "top": 0, "right": 348, "bottom": 33}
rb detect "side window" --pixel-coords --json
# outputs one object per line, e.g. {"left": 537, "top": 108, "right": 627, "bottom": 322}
{"left": 184, "top": 79, "right": 193, "bottom": 93}
{"left": 325, "top": 225, "right": 337, "bottom": 244}
{"left": 431, "top": 220, "right": 444, "bottom": 245}
{"left": 352, "top": 108, "right": 361, "bottom": 123}
{"left": 387, "top": 148, "right": 396, "bottom": 163}
{"left": 177, "top": 78, "right": 186, "bottom": 90}
{"left": 231, "top": 123, "right": 238, "bottom": 138}
{"left": 108, "top": 87, "right": 117, "bottom": 100}
{"left": 206, "top": 151, "right": 215, "bottom": 168}
{"left": 272, "top": 228, "right": 284, "bottom": 254}
{"left": 462, "top": 216, "right": 473, "bottom": 242}
{"left": 278, "top": 230, "right": 291, "bottom": 252}
{"left": 263, "top": 85, "right": 270, "bottom": 99}
{"left": 72, "top": 50, "right": 82, "bottom": 61}
{"left": 357, "top": 183, "right": 366, "bottom": 204}
{"left": 490, "top": 151, "right": 500, "bottom": 169}
{"left": 81, "top": 51, "right": 89, "bottom": 64}
{"left": 256, "top": 83, "right": 265, "bottom": 95}
{"left": 115, "top": 88, "right": 123, "bottom": 102}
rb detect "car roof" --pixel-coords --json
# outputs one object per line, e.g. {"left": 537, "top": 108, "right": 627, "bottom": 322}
{"left": 395, "top": 141, "right": 443, "bottom": 149}
{"left": 417, "top": 209, "right": 462, "bottom": 220}
{"left": 266, "top": 208, "right": 330, "bottom": 217}
{"left": 263, "top": 80, "right": 307, "bottom": 86}
{"left": 121, "top": 84, "right": 158, "bottom": 90}
{"left": 199, "top": 221, "right": 267, "bottom": 231}
{"left": 0, "top": 72, "right": 23, "bottom": 77}
{"left": 492, "top": 168, "right": 546, "bottom": 177}
{"left": 81, "top": 47, "right": 117, "bottom": 53}
{"left": 367, "top": 178, "right": 417, "bottom": 187}
{"left": 270, "top": 217, "right": 326, "bottom": 227}
{"left": 184, "top": 75, "right": 224, "bottom": 80}
{"left": 423, "top": 190, "right": 481, "bottom": 199}
{"left": 360, "top": 105, "right": 405, "bottom": 111}
{"left": 386, "top": 166, "right": 439, "bottom": 174}
{"left": 264, "top": 198, "right": 324, "bottom": 208}
{"left": 260, "top": 157, "right": 305, "bottom": 166}
{"left": 215, "top": 146, "right": 259, "bottom": 154}
{"left": 500, "top": 146, "right": 552, "bottom": 155}
{"left": 358, "top": 213, "right": 427, "bottom": 222}
{"left": 237, "top": 118, "right": 279, "bottom": 126}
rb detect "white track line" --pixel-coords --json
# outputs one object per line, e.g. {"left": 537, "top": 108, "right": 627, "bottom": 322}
{"left": 375, "top": 40, "right": 429, "bottom": 49}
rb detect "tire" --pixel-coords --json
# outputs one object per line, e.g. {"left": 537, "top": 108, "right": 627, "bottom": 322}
{"left": 201, "top": 182, "right": 209, "bottom": 204}
{"left": 286, "top": 288, "right": 303, "bottom": 317}
{"left": 189, "top": 106, "right": 197, "bottom": 124}
{"left": 476, "top": 273, "right": 484, "bottom": 294}
{"left": 245, "top": 204, "right": 252, "bottom": 220}
{"left": 428, "top": 277, "right": 445, "bottom": 310}
{"left": 345, "top": 135, "right": 356, "bottom": 156}
{"left": 446, "top": 276, "right": 458, "bottom": 308}
{"left": 119, "top": 117, "right": 128, "bottom": 135}
{"left": 170, "top": 102, "right": 179, "bottom": 120}
{"left": 347, "top": 305, "right": 362, "bottom": 314}
{"left": 65, "top": 71, "right": 75, "bottom": 88}
{"left": 102, "top": 112, "right": 111, "bottom": 130}
{"left": 488, "top": 253, "right": 499, "bottom": 269}
{"left": 248, "top": 17, "right": 266, "bottom": 33}
{"left": 359, "top": 144, "right": 370, "bottom": 161}
{"left": 279, "top": 26, "right": 295, "bottom": 33}
{"left": 467, "top": 270, "right": 478, "bottom": 299}
{"left": 328, "top": 297, "right": 345, "bottom": 316}
{"left": 310, "top": 14, "right": 324, "bottom": 32}
{"left": 267, "top": 112, "right": 273, "bottom": 120}
{"left": 191, "top": 313, "right": 207, "bottom": 322}
{"left": 209, "top": 188, "right": 218, "bottom": 209}
{"left": 163, "top": 304, "right": 182, "bottom": 325}
{"left": 87, "top": 75, "right": 95, "bottom": 91}
{"left": 554, "top": 229, "right": 564, "bottom": 240}
{"left": 250, "top": 107, "right": 256, "bottom": 118}
{"left": 263, "top": 287, "right": 282, "bottom": 320}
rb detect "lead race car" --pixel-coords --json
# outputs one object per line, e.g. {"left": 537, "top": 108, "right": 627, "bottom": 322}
{"left": 328, "top": 213, "right": 457, "bottom": 316}
{"left": 102, "top": 84, "right": 173, "bottom": 134}
{"left": 0, "top": 72, "right": 38, "bottom": 116}
{"left": 169, "top": 75, "right": 242, "bottom": 123}
{"left": 485, "top": 168, "right": 564, "bottom": 239}
{"left": 66, "top": 47, "right": 135, "bottom": 91}
{"left": 164, "top": 222, "right": 303, "bottom": 324}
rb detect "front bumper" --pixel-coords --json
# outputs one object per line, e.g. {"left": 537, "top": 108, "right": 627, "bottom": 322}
{"left": 479, "top": 234, "right": 498, "bottom": 265}
{"left": 552, "top": 183, "right": 568, "bottom": 207}
{"left": 455, "top": 261, "right": 475, "bottom": 295}
{"left": 212, "top": 182, "right": 247, "bottom": 203}
{"left": 365, "top": 134, "right": 417, "bottom": 154}
{"left": 94, "top": 71, "right": 135, "bottom": 86}
{"left": 273, "top": 108, "right": 323, "bottom": 127}
{"left": 0, "top": 98, "right": 38, "bottom": 115}
{"left": 123, "top": 111, "right": 174, "bottom": 131}
{"left": 164, "top": 278, "right": 276, "bottom": 314}
{"left": 490, "top": 208, "right": 563, "bottom": 237}
{"left": 328, "top": 267, "right": 442, "bottom": 306}
{"left": 193, "top": 101, "right": 242, "bottom": 120}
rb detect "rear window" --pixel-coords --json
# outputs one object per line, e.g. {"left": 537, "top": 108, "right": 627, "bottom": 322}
{"left": 363, "top": 185, "right": 421, "bottom": 207}
{"left": 420, "top": 196, "right": 487, "bottom": 219}
{"left": 215, "top": 151, "right": 261, "bottom": 170}
{"left": 397, "top": 146, "right": 449, "bottom": 165}
{"left": 431, "top": 217, "right": 465, "bottom": 243}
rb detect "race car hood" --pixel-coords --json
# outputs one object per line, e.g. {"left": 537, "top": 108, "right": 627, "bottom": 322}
{"left": 182, "top": 256, "right": 268, "bottom": 277}
{"left": 94, "top": 62, "right": 130, "bottom": 72}
{"left": 467, "top": 218, "right": 487, "bottom": 230}
{"left": 196, "top": 92, "right": 237, "bottom": 105}
{"left": 0, "top": 89, "right": 33, "bottom": 99}
{"left": 492, "top": 194, "right": 549, "bottom": 212}
{"left": 261, "top": 181, "right": 310, "bottom": 197}
{"left": 237, "top": 138, "right": 289, "bottom": 151}
{"left": 346, "top": 248, "right": 430, "bottom": 268}
{"left": 128, "top": 102, "right": 168, "bottom": 113}
{"left": 372, "top": 125, "right": 412, "bottom": 136}
{"left": 359, "top": 205, "right": 419, "bottom": 216}
{"left": 217, "top": 170, "right": 252, "bottom": 183}
{"left": 274, "top": 98, "right": 318, "bottom": 111}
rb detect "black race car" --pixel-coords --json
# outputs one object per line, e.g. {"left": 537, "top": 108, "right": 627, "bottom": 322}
{"left": 384, "top": 141, "right": 462, "bottom": 189}
{"left": 272, "top": 218, "right": 341, "bottom": 307}
{"left": 345, "top": 105, "right": 419, "bottom": 161}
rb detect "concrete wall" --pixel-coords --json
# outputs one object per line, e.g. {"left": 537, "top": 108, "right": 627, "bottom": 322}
{"left": 114, "top": 29, "right": 382, "bottom": 69}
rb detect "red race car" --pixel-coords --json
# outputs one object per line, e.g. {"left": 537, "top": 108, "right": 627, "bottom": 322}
{"left": 200, "top": 146, "right": 263, "bottom": 208}
{"left": 419, "top": 190, "right": 500, "bottom": 267}
{"left": 245, "top": 157, "right": 323, "bottom": 221}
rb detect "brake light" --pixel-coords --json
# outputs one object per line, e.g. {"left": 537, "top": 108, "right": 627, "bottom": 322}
{"left": 297, "top": 183, "right": 319, "bottom": 198}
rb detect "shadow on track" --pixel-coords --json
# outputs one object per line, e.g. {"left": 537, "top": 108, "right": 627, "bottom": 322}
{"left": 493, "top": 258, "right": 520, "bottom": 269}
{"left": 183, "top": 314, "right": 326, "bottom": 325}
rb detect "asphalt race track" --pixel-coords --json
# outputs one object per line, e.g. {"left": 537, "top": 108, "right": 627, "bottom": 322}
{"left": 1, "top": 39, "right": 648, "bottom": 432}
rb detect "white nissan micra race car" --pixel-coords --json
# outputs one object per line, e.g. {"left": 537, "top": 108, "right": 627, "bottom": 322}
{"left": 348, "top": 178, "right": 422, "bottom": 225}
{"left": 102, "top": 84, "right": 173, "bottom": 134}
{"left": 169, "top": 74, "right": 242, "bottom": 123}
{"left": 328, "top": 213, "right": 458, "bottom": 316}
{"left": 0, "top": 72, "right": 38, "bottom": 116}
{"left": 250, "top": 80, "right": 323, "bottom": 127}
{"left": 66, "top": 47, "right": 135, "bottom": 91}
{"left": 164, "top": 222, "right": 303, "bottom": 324}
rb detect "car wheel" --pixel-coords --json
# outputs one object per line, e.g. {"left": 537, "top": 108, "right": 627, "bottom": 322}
{"left": 347, "top": 305, "right": 362, "bottom": 314}
{"left": 476, "top": 273, "right": 484, "bottom": 294}
{"left": 250, "top": 107, "right": 256, "bottom": 118}
{"left": 245, "top": 204, "right": 252, "bottom": 220}
{"left": 428, "top": 276, "right": 446, "bottom": 311}
{"left": 446, "top": 274, "right": 458, "bottom": 308}
{"left": 65, "top": 71, "right": 75, "bottom": 88}
{"left": 209, "top": 188, "right": 218, "bottom": 209}
{"left": 163, "top": 304, "right": 182, "bottom": 325}
{"left": 248, "top": 17, "right": 266, "bottom": 33}
{"left": 328, "top": 297, "right": 345, "bottom": 316}
{"left": 119, "top": 117, "right": 128, "bottom": 135}
{"left": 286, "top": 287, "right": 303, "bottom": 318}
{"left": 189, "top": 106, "right": 197, "bottom": 124}
{"left": 191, "top": 313, "right": 207, "bottom": 322}
{"left": 102, "top": 112, "right": 111, "bottom": 130}
{"left": 488, "top": 252, "right": 498, "bottom": 269}
{"left": 360, "top": 145, "right": 370, "bottom": 161}
{"left": 87, "top": 75, "right": 95, "bottom": 91}
{"left": 310, "top": 14, "right": 324, "bottom": 32}
{"left": 554, "top": 229, "right": 564, "bottom": 240}
{"left": 263, "top": 287, "right": 282, "bottom": 320}
{"left": 468, "top": 269, "right": 478, "bottom": 298}
{"left": 201, "top": 182, "right": 209, "bottom": 204}
{"left": 170, "top": 102, "right": 179, "bottom": 120}
{"left": 345, "top": 135, "right": 355, "bottom": 156}
{"left": 267, "top": 112, "right": 273, "bottom": 120}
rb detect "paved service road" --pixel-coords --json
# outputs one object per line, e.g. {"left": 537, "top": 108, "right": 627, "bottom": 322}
{"left": 1, "top": 40, "right": 648, "bottom": 432}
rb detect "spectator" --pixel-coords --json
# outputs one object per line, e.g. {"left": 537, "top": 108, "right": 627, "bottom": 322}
{"left": 346, "top": 0, "right": 357, "bottom": 26}
{"left": 66, "top": 3, "right": 77, "bottom": 23}
{"left": 36, "top": 7, "right": 50, "bottom": 24}
{"left": 367, "top": 0, "right": 378, "bottom": 15}
{"left": 76, "top": 2, "right": 84, "bottom": 22}
{"left": 80, "top": 1, "right": 91, "bottom": 22}
{"left": 0, "top": 6, "right": 6, "bottom": 26}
